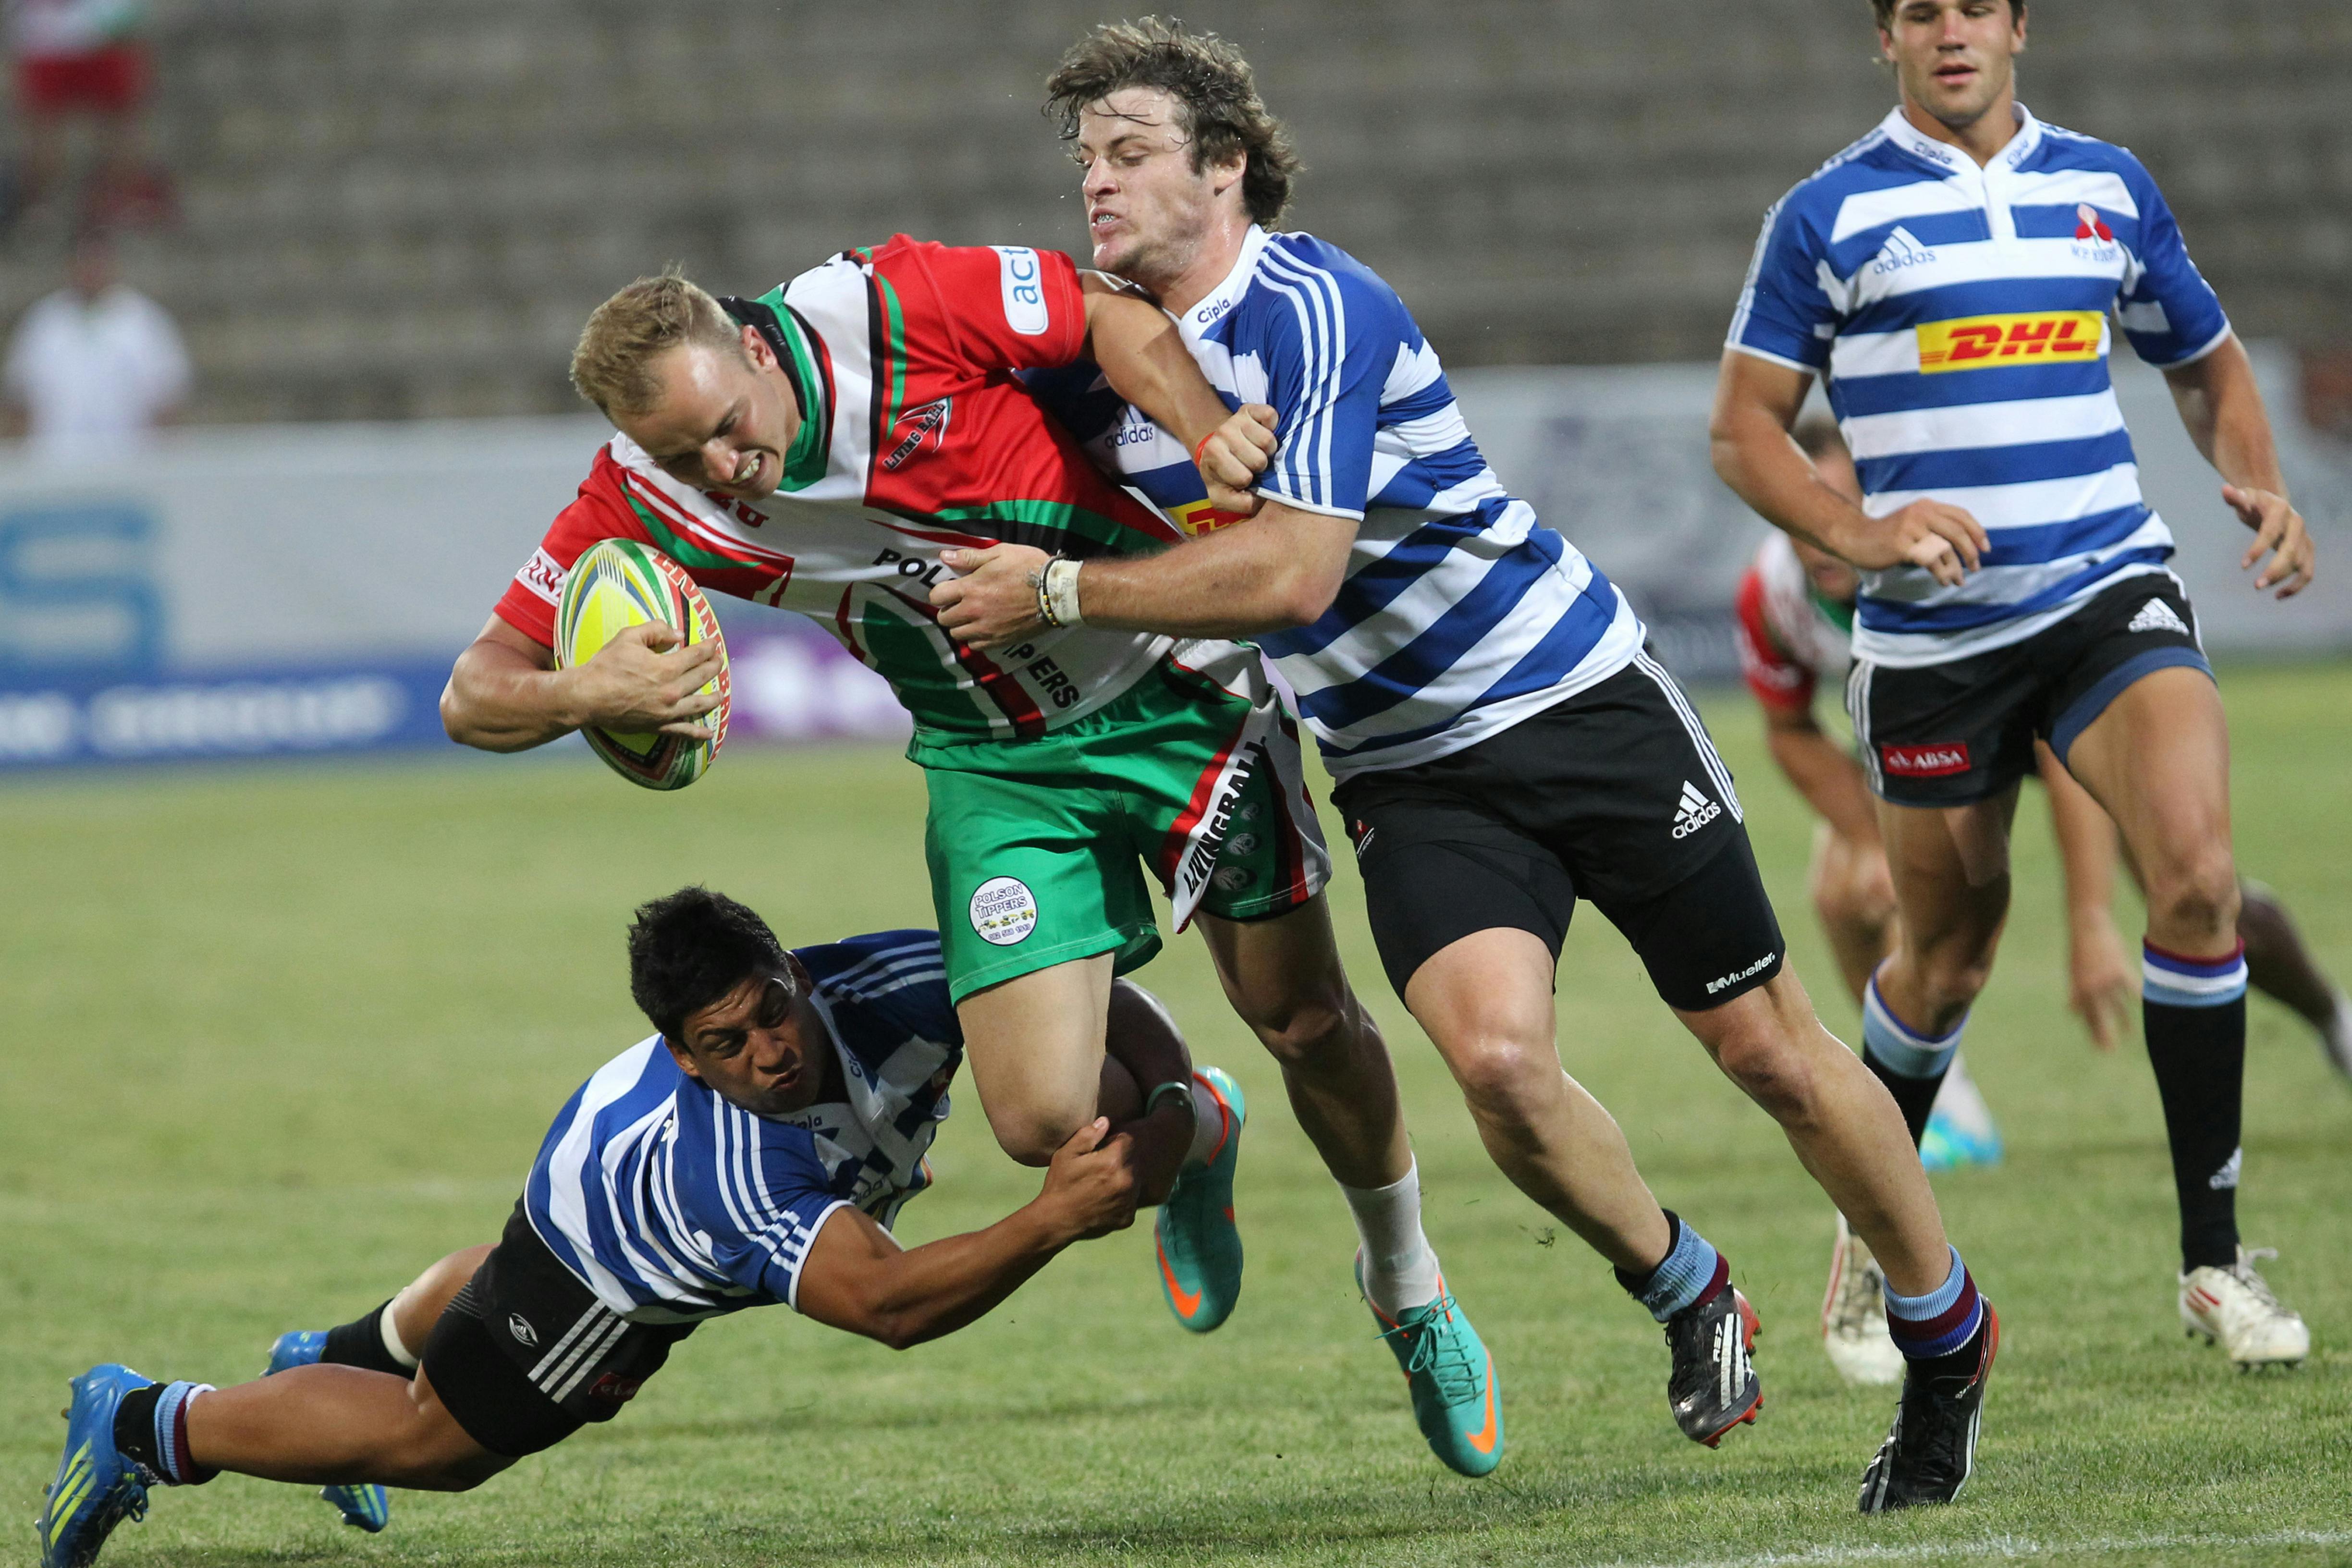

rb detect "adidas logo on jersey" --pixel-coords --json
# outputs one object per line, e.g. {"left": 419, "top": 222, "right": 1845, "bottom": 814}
{"left": 2127, "top": 598, "right": 2191, "bottom": 637}
{"left": 1672, "top": 781, "right": 1721, "bottom": 840}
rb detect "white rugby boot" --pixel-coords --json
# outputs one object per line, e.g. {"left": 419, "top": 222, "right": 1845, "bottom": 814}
{"left": 2180, "top": 1248, "right": 2310, "bottom": 1369}
{"left": 1822, "top": 1213, "right": 1904, "bottom": 1387}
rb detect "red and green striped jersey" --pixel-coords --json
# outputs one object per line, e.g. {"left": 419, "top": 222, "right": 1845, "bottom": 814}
{"left": 494, "top": 236, "right": 1190, "bottom": 743}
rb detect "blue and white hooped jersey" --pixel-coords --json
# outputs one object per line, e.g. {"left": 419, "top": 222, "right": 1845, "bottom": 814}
{"left": 1728, "top": 105, "right": 2230, "bottom": 668}
{"left": 1029, "top": 226, "right": 1642, "bottom": 778}
{"left": 523, "top": 931, "right": 958, "bottom": 1323}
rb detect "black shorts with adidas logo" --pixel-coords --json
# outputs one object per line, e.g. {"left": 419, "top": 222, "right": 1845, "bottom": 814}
{"left": 1846, "top": 572, "right": 2213, "bottom": 809}
{"left": 1328, "top": 652, "right": 1785, "bottom": 1013}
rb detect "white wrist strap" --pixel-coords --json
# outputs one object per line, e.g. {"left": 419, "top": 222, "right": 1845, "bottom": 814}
{"left": 1042, "top": 557, "right": 1084, "bottom": 629}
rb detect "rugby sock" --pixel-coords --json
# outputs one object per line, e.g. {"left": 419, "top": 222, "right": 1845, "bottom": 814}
{"left": 1185, "top": 1078, "right": 1228, "bottom": 1169}
{"left": 321, "top": 1299, "right": 413, "bottom": 1376}
{"left": 2142, "top": 940, "right": 2250, "bottom": 1271}
{"left": 111, "top": 1381, "right": 217, "bottom": 1486}
{"left": 1615, "top": 1209, "right": 1727, "bottom": 1323}
{"left": 1341, "top": 1159, "right": 1443, "bottom": 1314}
{"left": 1862, "top": 969, "right": 1963, "bottom": 1145}
{"left": 1882, "top": 1246, "right": 1986, "bottom": 1379}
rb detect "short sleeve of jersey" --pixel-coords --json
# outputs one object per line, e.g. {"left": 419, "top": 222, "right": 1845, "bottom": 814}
{"left": 2113, "top": 159, "right": 2229, "bottom": 368}
{"left": 876, "top": 237, "right": 1089, "bottom": 379}
{"left": 1728, "top": 196, "right": 1838, "bottom": 372}
{"left": 1733, "top": 564, "right": 1816, "bottom": 715}
{"left": 490, "top": 458, "right": 652, "bottom": 648}
{"left": 701, "top": 1126, "right": 851, "bottom": 1314}
{"left": 1253, "top": 252, "right": 1399, "bottom": 522}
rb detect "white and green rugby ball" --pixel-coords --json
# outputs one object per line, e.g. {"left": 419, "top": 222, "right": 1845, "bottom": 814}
{"left": 554, "top": 538, "right": 731, "bottom": 791}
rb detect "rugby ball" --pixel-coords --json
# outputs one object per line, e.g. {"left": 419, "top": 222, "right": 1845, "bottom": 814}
{"left": 553, "top": 539, "right": 731, "bottom": 791}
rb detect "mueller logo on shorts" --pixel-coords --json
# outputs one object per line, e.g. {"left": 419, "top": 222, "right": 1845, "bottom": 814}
{"left": 1916, "top": 311, "right": 2103, "bottom": 372}
{"left": 507, "top": 1313, "right": 539, "bottom": 1348}
{"left": 1880, "top": 742, "right": 1971, "bottom": 777}
{"left": 585, "top": 1372, "right": 647, "bottom": 1405}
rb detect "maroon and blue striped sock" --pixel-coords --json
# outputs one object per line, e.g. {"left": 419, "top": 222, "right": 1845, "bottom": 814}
{"left": 110, "top": 1380, "right": 218, "bottom": 1486}
{"left": 1881, "top": 1246, "right": 1986, "bottom": 1379}
{"left": 1613, "top": 1210, "right": 1728, "bottom": 1322}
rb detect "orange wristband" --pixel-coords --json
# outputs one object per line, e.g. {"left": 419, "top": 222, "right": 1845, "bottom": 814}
{"left": 1192, "top": 431, "right": 1217, "bottom": 471}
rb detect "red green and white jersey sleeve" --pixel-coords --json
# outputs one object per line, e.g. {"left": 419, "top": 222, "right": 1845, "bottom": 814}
{"left": 492, "top": 236, "right": 1211, "bottom": 744}
{"left": 1731, "top": 533, "right": 1854, "bottom": 719}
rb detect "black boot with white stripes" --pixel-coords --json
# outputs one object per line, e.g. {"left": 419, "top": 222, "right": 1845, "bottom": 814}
{"left": 1664, "top": 1285, "right": 1763, "bottom": 1447}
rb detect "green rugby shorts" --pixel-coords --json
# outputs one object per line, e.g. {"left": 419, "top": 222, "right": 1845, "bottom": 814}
{"left": 912, "top": 643, "right": 1330, "bottom": 1003}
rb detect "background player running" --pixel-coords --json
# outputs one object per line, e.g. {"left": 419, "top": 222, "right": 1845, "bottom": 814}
{"left": 37, "top": 889, "right": 1181, "bottom": 1567}
{"left": 1712, "top": 0, "right": 2316, "bottom": 1374}
{"left": 932, "top": 19, "right": 1998, "bottom": 1509}
{"left": 1736, "top": 417, "right": 2351, "bottom": 1386}
{"left": 438, "top": 248, "right": 1479, "bottom": 1467}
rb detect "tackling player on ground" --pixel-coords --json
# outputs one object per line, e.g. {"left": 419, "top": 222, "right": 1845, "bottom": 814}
{"left": 1737, "top": 418, "right": 2351, "bottom": 1386}
{"left": 1712, "top": 0, "right": 2315, "bottom": 1376}
{"left": 933, "top": 20, "right": 1999, "bottom": 1508}
{"left": 437, "top": 243, "right": 1493, "bottom": 1470}
{"left": 37, "top": 889, "right": 1171, "bottom": 1566}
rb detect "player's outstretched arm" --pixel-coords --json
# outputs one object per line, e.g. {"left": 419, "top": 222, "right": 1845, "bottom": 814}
{"left": 441, "top": 615, "right": 721, "bottom": 751}
{"left": 794, "top": 1117, "right": 1141, "bottom": 1351}
{"left": 2161, "top": 335, "right": 2315, "bottom": 598}
{"left": 1709, "top": 351, "right": 1987, "bottom": 586}
{"left": 932, "top": 496, "right": 1356, "bottom": 645}
{"left": 1764, "top": 706, "right": 1881, "bottom": 849}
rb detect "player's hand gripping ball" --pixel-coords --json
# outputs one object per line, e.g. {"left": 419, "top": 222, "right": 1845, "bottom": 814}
{"left": 554, "top": 539, "right": 731, "bottom": 791}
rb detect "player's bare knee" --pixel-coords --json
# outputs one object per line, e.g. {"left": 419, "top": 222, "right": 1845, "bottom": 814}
{"left": 1706, "top": 1019, "right": 1820, "bottom": 1124}
{"left": 2146, "top": 851, "right": 2240, "bottom": 942}
{"left": 981, "top": 1104, "right": 1075, "bottom": 1166}
{"left": 1444, "top": 1034, "right": 1560, "bottom": 1126}
{"left": 1244, "top": 993, "right": 1354, "bottom": 1071}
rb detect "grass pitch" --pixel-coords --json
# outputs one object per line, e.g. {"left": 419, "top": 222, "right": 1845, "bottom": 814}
{"left": 5, "top": 664, "right": 2349, "bottom": 1568}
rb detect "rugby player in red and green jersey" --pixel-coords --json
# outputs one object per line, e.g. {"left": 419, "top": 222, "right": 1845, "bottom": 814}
{"left": 439, "top": 240, "right": 1488, "bottom": 1466}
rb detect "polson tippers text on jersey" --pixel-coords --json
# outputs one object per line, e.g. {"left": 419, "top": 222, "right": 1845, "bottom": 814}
{"left": 495, "top": 237, "right": 1202, "bottom": 744}
{"left": 1030, "top": 226, "right": 1643, "bottom": 780}
{"left": 1729, "top": 106, "right": 2230, "bottom": 667}
{"left": 523, "top": 931, "right": 957, "bottom": 1323}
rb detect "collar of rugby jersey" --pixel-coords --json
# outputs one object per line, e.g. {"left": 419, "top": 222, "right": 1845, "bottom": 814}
{"left": 1172, "top": 222, "right": 1273, "bottom": 340}
{"left": 719, "top": 294, "right": 833, "bottom": 492}
{"left": 1878, "top": 100, "right": 2044, "bottom": 179}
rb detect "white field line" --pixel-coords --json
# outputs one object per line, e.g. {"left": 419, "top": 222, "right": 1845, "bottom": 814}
{"left": 1612, "top": 1531, "right": 2352, "bottom": 1568}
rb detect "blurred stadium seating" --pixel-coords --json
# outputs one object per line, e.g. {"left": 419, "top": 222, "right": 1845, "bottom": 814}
{"left": 6, "top": 0, "right": 2345, "bottom": 425}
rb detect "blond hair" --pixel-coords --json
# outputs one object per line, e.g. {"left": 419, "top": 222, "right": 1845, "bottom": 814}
{"left": 570, "top": 269, "right": 743, "bottom": 418}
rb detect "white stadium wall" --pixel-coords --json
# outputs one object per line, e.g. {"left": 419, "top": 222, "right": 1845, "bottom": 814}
{"left": 0, "top": 349, "right": 2344, "bottom": 770}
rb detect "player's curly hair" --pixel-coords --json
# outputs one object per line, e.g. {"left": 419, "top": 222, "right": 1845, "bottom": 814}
{"left": 1870, "top": 0, "right": 2023, "bottom": 26}
{"left": 1045, "top": 17, "right": 1300, "bottom": 228}
{"left": 571, "top": 268, "right": 745, "bottom": 420}
{"left": 627, "top": 886, "right": 791, "bottom": 1042}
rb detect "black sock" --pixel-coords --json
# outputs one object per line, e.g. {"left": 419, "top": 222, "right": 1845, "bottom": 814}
{"left": 111, "top": 1384, "right": 163, "bottom": 1476}
{"left": 320, "top": 1300, "right": 408, "bottom": 1376}
{"left": 2145, "top": 993, "right": 2246, "bottom": 1271}
{"left": 1862, "top": 1047, "right": 1946, "bottom": 1147}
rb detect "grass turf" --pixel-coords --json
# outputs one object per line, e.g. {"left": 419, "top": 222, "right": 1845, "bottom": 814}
{"left": 4, "top": 663, "right": 2348, "bottom": 1568}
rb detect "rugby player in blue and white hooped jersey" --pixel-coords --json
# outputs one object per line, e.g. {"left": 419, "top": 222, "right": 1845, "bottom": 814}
{"left": 931, "top": 20, "right": 1993, "bottom": 1509}
{"left": 1711, "top": 0, "right": 2315, "bottom": 1387}
{"left": 37, "top": 890, "right": 1180, "bottom": 1566}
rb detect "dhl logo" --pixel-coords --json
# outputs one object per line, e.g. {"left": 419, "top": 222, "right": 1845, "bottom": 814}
{"left": 1172, "top": 497, "right": 1250, "bottom": 538}
{"left": 1915, "top": 311, "right": 2104, "bottom": 373}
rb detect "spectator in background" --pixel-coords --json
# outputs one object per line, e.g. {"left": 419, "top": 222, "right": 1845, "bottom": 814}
{"left": 2, "top": 224, "right": 188, "bottom": 458}
{"left": 2, "top": 0, "right": 174, "bottom": 234}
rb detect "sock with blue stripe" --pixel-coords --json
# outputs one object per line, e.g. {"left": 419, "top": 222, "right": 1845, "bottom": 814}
{"left": 110, "top": 1380, "right": 218, "bottom": 1486}
{"left": 1614, "top": 1209, "right": 1727, "bottom": 1322}
{"left": 2143, "top": 939, "right": 2249, "bottom": 1271}
{"left": 1882, "top": 1245, "right": 1986, "bottom": 1378}
{"left": 1862, "top": 969, "right": 1963, "bottom": 1146}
